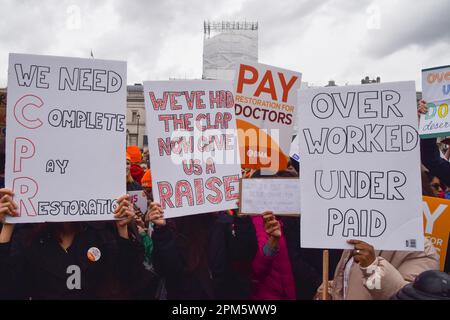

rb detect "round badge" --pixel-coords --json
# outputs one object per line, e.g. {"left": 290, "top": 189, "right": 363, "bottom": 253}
{"left": 87, "top": 247, "right": 101, "bottom": 262}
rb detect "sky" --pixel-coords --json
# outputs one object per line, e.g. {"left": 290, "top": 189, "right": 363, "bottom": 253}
{"left": 0, "top": 0, "right": 449, "bottom": 90}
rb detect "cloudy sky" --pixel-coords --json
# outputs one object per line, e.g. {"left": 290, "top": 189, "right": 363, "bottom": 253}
{"left": 0, "top": 0, "right": 448, "bottom": 90}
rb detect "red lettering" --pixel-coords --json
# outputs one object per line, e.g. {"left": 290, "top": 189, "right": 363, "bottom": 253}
{"left": 13, "top": 137, "right": 35, "bottom": 173}
{"left": 12, "top": 177, "right": 39, "bottom": 216}
{"left": 237, "top": 64, "right": 258, "bottom": 94}
{"left": 14, "top": 94, "right": 43, "bottom": 129}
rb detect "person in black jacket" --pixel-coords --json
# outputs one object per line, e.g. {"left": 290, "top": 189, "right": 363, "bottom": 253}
{"left": 148, "top": 202, "right": 257, "bottom": 300}
{"left": 0, "top": 188, "right": 145, "bottom": 300}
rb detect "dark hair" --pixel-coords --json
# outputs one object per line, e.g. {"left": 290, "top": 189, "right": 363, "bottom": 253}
{"left": 23, "top": 222, "right": 84, "bottom": 247}
{"left": 169, "top": 213, "right": 216, "bottom": 273}
{"left": 421, "top": 169, "right": 438, "bottom": 197}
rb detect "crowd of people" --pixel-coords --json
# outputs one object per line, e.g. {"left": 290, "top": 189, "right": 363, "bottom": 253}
{"left": 0, "top": 99, "right": 449, "bottom": 300}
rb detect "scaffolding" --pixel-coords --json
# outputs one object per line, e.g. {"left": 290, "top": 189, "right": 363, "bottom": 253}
{"left": 202, "top": 20, "right": 258, "bottom": 80}
{"left": 204, "top": 21, "right": 258, "bottom": 38}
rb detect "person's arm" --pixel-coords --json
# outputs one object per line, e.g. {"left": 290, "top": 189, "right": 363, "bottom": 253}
{"left": 148, "top": 202, "right": 186, "bottom": 277}
{"left": 251, "top": 212, "right": 281, "bottom": 279}
{"left": 349, "top": 239, "right": 440, "bottom": 300}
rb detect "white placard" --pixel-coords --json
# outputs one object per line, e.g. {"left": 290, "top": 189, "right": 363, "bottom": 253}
{"left": 240, "top": 178, "right": 300, "bottom": 215}
{"left": 143, "top": 80, "right": 241, "bottom": 218}
{"left": 298, "top": 81, "right": 424, "bottom": 251}
{"left": 129, "top": 190, "right": 148, "bottom": 214}
{"left": 5, "top": 53, "right": 127, "bottom": 223}
{"left": 233, "top": 62, "right": 302, "bottom": 172}
{"left": 419, "top": 65, "right": 450, "bottom": 138}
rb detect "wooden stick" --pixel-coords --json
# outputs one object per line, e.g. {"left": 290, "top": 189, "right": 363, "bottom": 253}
{"left": 322, "top": 250, "right": 329, "bottom": 300}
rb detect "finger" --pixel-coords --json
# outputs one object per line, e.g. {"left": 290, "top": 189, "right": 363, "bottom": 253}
{"left": 115, "top": 200, "right": 131, "bottom": 214}
{"left": 0, "top": 196, "right": 19, "bottom": 211}
{"left": 114, "top": 206, "right": 128, "bottom": 218}
{"left": 0, "top": 189, "right": 14, "bottom": 197}
{"left": 0, "top": 205, "right": 18, "bottom": 216}
{"left": 347, "top": 239, "right": 363, "bottom": 245}
{"left": 116, "top": 194, "right": 129, "bottom": 203}
{"left": 150, "top": 202, "right": 162, "bottom": 209}
{"left": 266, "top": 220, "right": 279, "bottom": 228}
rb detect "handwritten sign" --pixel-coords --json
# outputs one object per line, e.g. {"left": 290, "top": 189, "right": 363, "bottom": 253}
{"left": 298, "top": 81, "right": 423, "bottom": 251}
{"left": 419, "top": 65, "right": 450, "bottom": 138}
{"left": 234, "top": 62, "right": 301, "bottom": 172}
{"left": 5, "top": 53, "right": 127, "bottom": 223}
{"left": 129, "top": 190, "right": 148, "bottom": 214}
{"left": 423, "top": 196, "right": 450, "bottom": 271}
{"left": 143, "top": 80, "right": 241, "bottom": 218}
{"left": 240, "top": 178, "right": 300, "bottom": 215}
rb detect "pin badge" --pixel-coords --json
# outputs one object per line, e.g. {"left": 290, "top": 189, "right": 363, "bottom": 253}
{"left": 87, "top": 247, "right": 101, "bottom": 262}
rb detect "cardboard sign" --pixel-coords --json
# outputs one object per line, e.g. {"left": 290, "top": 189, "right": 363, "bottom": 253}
{"left": 422, "top": 196, "right": 450, "bottom": 271}
{"left": 143, "top": 80, "right": 241, "bottom": 218}
{"left": 129, "top": 190, "right": 148, "bottom": 214}
{"left": 419, "top": 65, "right": 450, "bottom": 138}
{"left": 5, "top": 53, "right": 127, "bottom": 223}
{"left": 298, "top": 81, "right": 424, "bottom": 251}
{"left": 234, "top": 62, "right": 302, "bottom": 172}
{"left": 240, "top": 178, "right": 300, "bottom": 215}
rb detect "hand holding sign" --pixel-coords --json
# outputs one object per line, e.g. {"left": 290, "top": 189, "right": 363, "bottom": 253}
{"left": 148, "top": 201, "right": 166, "bottom": 227}
{"left": 0, "top": 188, "right": 19, "bottom": 221}
{"left": 263, "top": 211, "right": 281, "bottom": 239}
{"left": 114, "top": 195, "right": 136, "bottom": 238}
{"left": 348, "top": 239, "right": 376, "bottom": 268}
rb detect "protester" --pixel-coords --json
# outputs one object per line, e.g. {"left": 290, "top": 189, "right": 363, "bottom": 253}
{"left": 141, "top": 169, "right": 153, "bottom": 203}
{"left": 126, "top": 153, "right": 142, "bottom": 191}
{"left": 127, "top": 145, "right": 145, "bottom": 184}
{"left": 317, "top": 238, "right": 439, "bottom": 300}
{"left": 245, "top": 169, "right": 340, "bottom": 300}
{"left": 391, "top": 270, "right": 450, "bottom": 300}
{"left": 148, "top": 202, "right": 258, "bottom": 300}
{"left": 0, "top": 188, "right": 145, "bottom": 299}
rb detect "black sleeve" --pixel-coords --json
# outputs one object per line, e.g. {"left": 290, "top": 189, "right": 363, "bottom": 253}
{"left": 421, "top": 138, "right": 450, "bottom": 186}
{"left": 227, "top": 215, "right": 257, "bottom": 262}
{"left": 0, "top": 233, "right": 30, "bottom": 299}
{"left": 151, "top": 226, "right": 185, "bottom": 277}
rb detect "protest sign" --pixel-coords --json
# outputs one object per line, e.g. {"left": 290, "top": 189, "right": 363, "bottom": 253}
{"left": 5, "top": 53, "right": 127, "bottom": 223}
{"left": 422, "top": 196, "right": 450, "bottom": 271}
{"left": 233, "top": 62, "right": 301, "bottom": 172}
{"left": 143, "top": 80, "right": 241, "bottom": 218}
{"left": 240, "top": 178, "right": 300, "bottom": 215}
{"left": 298, "top": 81, "right": 423, "bottom": 251}
{"left": 419, "top": 65, "right": 450, "bottom": 138}
{"left": 129, "top": 190, "right": 148, "bottom": 215}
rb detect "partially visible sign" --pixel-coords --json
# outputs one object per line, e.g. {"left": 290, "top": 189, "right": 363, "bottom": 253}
{"left": 129, "top": 190, "right": 148, "bottom": 215}
{"left": 240, "top": 178, "right": 300, "bottom": 215}
{"left": 423, "top": 196, "right": 450, "bottom": 271}
{"left": 419, "top": 65, "right": 450, "bottom": 138}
